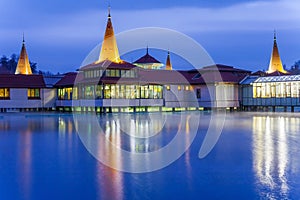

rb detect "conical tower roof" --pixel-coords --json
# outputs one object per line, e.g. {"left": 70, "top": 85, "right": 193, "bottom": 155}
{"left": 267, "top": 31, "right": 287, "bottom": 74}
{"left": 165, "top": 51, "right": 172, "bottom": 70}
{"left": 15, "top": 36, "right": 32, "bottom": 75}
{"left": 97, "top": 7, "right": 121, "bottom": 63}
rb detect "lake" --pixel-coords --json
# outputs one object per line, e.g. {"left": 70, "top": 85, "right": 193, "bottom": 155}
{"left": 0, "top": 111, "right": 300, "bottom": 199}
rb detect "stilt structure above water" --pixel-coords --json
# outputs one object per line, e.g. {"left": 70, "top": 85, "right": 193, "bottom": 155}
{"left": 266, "top": 31, "right": 287, "bottom": 74}
{"left": 15, "top": 35, "right": 32, "bottom": 75}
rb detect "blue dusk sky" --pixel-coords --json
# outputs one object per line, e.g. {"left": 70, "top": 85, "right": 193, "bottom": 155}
{"left": 1, "top": 0, "right": 300, "bottom": 73}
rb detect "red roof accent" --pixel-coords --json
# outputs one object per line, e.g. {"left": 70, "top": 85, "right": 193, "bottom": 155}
{"left": 0, "top": 74, "right": 45, "bottom": 88}
{"left": 55, "top": 72, "right": 83, "bottom": 87}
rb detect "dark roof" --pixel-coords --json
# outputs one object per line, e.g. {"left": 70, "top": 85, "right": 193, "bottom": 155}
{"left": 186, "top": 64, "right": 251, "bottom": 84}
{"left": 55, "top": 64, "right": 251, "bottom": 86}
{"left": 43, "top": 75, "right": 65, "bottom": 88}
{"left": 80, "top": 60, "right": 137, "bottom": 71}
{"left": 134, "top": 53, "right": 161, "bottom": 64}
{"left": 251, "top": 70, "right": 266, "bottom": 76}
{"left": 55, "top": 72, "right": 82, "bottom": 87}
{"left": 0, "top": 74, "right": 46, "bottom": 88}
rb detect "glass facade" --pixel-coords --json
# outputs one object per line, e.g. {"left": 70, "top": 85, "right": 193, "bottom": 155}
{"left": 59, "top": 84, "right": 163, "bottom": 100}
{"left": 84, "top": 69, "right": 137, "bottom": 79}
{"left": 58, "top": 87, "right": 78, "bottom": 100}
{"left": 253, "top": 81, "right": 300, "bottom": 98}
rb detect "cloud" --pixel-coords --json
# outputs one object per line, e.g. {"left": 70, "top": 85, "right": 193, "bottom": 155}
{"left": 1, "top": 0, "right": 300, "bottom": 72}
{"left": 1, "top": 0, "right": 300, "bottom": 45}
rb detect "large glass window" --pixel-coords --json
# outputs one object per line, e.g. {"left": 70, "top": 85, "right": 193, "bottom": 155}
{"left": 58, "top": 87, "right": 75, "bottom": 100}
{"left": 286, "top": 83, "right": 291, "bottom": 97}
{"left": 104, "top": 85, "right": 111, "bottom": 99}
{"left": 271, "top": 83, "right": 276, "bottom": 97}
{"left": 253, "top": 83, "right": 261, "bottom": 98}
{"left": 28, "top": 88, "right": 40, "bottom": 99}
{"left": 84, "top": 85, "right": 95, "bottom": 99}
{"left": 95, "top": 85, "right": 103, "bottom": 99}
{"left": 0, "top": 88, "right": 9, "bottom": 99}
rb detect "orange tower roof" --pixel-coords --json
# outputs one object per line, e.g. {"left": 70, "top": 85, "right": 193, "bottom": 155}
{"left": 97, "top": 7, "right": 121, "bottom": 63}
{"left": 15, "top": 36, "right": 32, "bottom": 75}
{"left": 267, "top": 31, "right": 287, "bottom": 74}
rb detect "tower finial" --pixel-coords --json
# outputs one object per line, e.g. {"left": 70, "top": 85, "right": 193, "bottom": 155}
{"left": 22, "top": 32, "right": 25, "bottom": 43}
{"left": 274, "top": 29, "right": 276, "bottom": 40}
{"left": 108, "top": 3, "right": 111, "bottom": 18}
{"left": 146, "top": 45, "right": 149, "bottom": 55}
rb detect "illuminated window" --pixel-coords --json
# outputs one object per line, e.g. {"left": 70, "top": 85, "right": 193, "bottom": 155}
{"left": 271, "top": 83, "right": 276, "bottom": 97}
{"left": 286, "top": 83, "right": 291, "bottom": 97}
{"left": 291, "top": 82, "right": 298, "bottom": 97}
{"left": 95, "top": 85, "right": 103, "bottom": 99}
{"left": 0, "top": 88, "right": 9, "bottom": 99}
{"left": 185, "top": 85, "right": 190, "bottom": 91}
{"left": 58, "top": 87, "right": 75, "bottom": 100}
{"left": 104, "top": 84, "right": 111, "bottom": 99}
{"left": 84, "top": 85, "right": 95, "bottom": 99}
{"left": 28, "top": 88, "right": 40, "bottom": 99}
{"left": 120, "top": 85, "right": 125, "bottom": 98}
{"left": 178, "top": 85, "right": 181, "bottom": 91}
{"left": 166, "top": 85, "right": 170, "bottom": 90}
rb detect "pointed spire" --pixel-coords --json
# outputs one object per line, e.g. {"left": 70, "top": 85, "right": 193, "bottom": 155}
{"left": 97, "top": 6, "right": 121, "bottom": 63}
{"left": 15, "top": 34, "right": 32, "bottom": 75}
{"left": 146, "top": 46, "right": 149, "bottom": 55}
{"left": 108, "top": 4, "right": 111, "bottom": 18}
{"left": 165, "top": 50, "right": 172, "bottom": 70}
{"left": 267, "top": 31, "right": 287, "bottom": 74}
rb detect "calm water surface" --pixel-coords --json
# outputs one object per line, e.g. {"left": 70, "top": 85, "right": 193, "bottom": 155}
{"left": 0, "top": 112, "right": 300, "bottom": 200}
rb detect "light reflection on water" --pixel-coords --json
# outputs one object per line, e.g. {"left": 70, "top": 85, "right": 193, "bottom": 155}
{"left": 74, "top": 112, "right": 199, "bottom": 173}
{"left": 252, "top": 113, "right": 300, "bottom": 199}
{"left": 0, "top": 112, "right": 300, "bottom": 199}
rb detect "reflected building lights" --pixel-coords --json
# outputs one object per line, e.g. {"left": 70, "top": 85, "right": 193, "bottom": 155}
{"left": 252, "top": 115, "right": 289, "bottom": 198}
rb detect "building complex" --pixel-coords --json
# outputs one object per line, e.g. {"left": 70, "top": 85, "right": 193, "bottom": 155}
{"left": 0, "top": 9, "right": 298, "bottom": 112}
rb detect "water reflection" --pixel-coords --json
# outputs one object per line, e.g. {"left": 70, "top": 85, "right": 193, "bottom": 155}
{"left": 252, "top": 114, "right": 300, "bottom": 199}
{"left": 74, "top": 112, "right": 198, "bottom": 173}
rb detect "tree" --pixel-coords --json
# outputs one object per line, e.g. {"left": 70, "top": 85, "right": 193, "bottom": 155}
{"left": 30, "top": 61, "right": 38, "bottom": 74}
{"left": 0, "top": 55, "right": 8, "bottom": 69}
{"left": 289, "top": 60, "right": 300, "bottom": 75}
{"left": 7, "top": 54, "right": 18, "bottom": 73}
